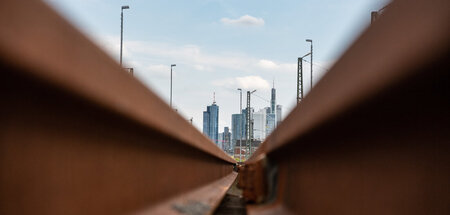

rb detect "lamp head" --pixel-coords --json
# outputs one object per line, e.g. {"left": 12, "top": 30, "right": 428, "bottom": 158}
{"left": 171, "top": 64, "right": 176, "bottom": 67}
{"left": 306, "top": 39, "right": 312, "bottom": 43}
{"left": 122, "top": 5, "right": 130, "bottom": 10}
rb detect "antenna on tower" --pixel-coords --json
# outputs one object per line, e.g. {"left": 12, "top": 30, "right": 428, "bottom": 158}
{"left": 213, "top": 92, "right": 216, "bottom": 104}
{"left": 273, "top": 78, "right": 275, "bottom": 88}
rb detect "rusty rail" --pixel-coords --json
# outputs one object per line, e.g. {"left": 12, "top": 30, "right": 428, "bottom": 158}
{"left": 242, "top": 0, "right": 450, "bottom": 214}
{"left": 0, "top": 1, "right": 235, "bottom": 215}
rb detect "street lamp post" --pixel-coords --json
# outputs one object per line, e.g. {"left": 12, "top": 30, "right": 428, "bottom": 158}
{"left": 306, "top": 39, "right": 313, "bottom": 89}
{"left": 237, "top": 88, "right": 243, "bottom": 161}
{"left": 170, "top": 64, "right": 176, "bottom": 108}
{"left": 120, "top": 5, "right": 130, "bottom": 66}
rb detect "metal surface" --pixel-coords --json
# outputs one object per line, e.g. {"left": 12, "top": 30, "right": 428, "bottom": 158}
{"left": 247, "top": 0, "right": 450, "bottom": 214}
{"left": 214, "top": 176, "right": 246, "bottom": 215}
{"left": 120, "top": 5, "right": 129, "bottom": 66}
{"left": 237, "top": 155, "right": 268, "bottom": 204}
{"left": 238, "top": 88, "right": 243, "bottom": 161}
{"left": 0, "top": 0, "right": 235, "bottom": 215}
{"left": 245, "top": 90, "right": 256, "bottom": 158}
{"left": 297, "top": 53, "right": 311, "bottom": 103}
{"left": 296, "top": 57, "right": 302, "bottom": 103}
{"left": 306, "top": 39, "right": 313, "bottom": 90}
{"left": 170, "top": 64, "right": 176, "bottom": 108}
{"left": 139, "top": 172, "right": 238, "bottom": 215}
{"left": 246, "top": 91, "right": 251, "bottom": 158}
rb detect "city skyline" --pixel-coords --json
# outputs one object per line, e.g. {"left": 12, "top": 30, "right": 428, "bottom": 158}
{"left": 204, "top": 83, "right": 281, "bottom": 155}
{"left": 44, "top": 0, "right": 387, "bottom": 133}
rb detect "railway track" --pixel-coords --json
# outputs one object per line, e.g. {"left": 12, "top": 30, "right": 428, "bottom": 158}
{"left": 1, "top": 0, "right": 449, "bottom": 214}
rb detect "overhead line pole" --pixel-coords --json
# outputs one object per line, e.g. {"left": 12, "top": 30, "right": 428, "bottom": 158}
{"left": 246, "top": 91, "right": 250, "bottom": 158}
{"left": 237, "top": 88, "right": 243, "bottom": 161}
{"left": 297, "top": 57, "right": 301, "bottom": 103}
{"left": 306, "top": 39, "right": 313, "bottom": 89}
{"left": 170, "top": 64, "right": 176, "bottom": 108}
{"left": 246, "top": 90, "right": 256, "bottom": 158}
{"left": 298, "top": 52, "right": 310, "bottom": 103}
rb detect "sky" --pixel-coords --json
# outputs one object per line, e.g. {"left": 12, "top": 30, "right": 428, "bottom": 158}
{"left": 44, "top": 0, "right": 388, "bottom": 132}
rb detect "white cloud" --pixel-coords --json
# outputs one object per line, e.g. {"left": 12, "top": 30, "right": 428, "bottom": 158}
{"left": 257, "top": 59, "right": 277, "bottom": 70}
{"left": 257, "top": 59, "right": 296, "bottom": 73}
{"left": 212, "top": 76, "right": 270, "bottom": 90}
{"left": 220, "top": 15, "right": 265, "bottom": 27}
{"left": 90, "top": 34, "right": 298, "bottom": 78}
{"left": 194, "top": 64, "right": 207, "bottom": 71}
{"left": 122, "top": 41, "right": 251, "bottom": 73}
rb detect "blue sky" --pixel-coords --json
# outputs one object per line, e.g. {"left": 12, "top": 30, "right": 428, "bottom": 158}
{"left": 45, "top": 0, "right": 387, "bottom": 132}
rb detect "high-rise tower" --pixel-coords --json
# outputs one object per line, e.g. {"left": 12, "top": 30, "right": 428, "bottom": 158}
{"left": 276, "top": 105, "right": 282, "bottom": 126}
{"left": 271, "top": 80, "right": 276, "bottom": 114}
{"left": 203, "top": 93, "right": 219, "bottom": 145}
{"left": 266, "top": 81, "right": 277, "bottom": 136}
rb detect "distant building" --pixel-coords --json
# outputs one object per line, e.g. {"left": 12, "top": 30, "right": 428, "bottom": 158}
{"left": 233, "top": 139, "right": 262, "bottom": 159}
{"left": 218, "top": 133, "right": 223, "bottom": 149}
{"left": 222, "top": 127, "right": 231, "bottom": 152}
{"left": 271, "top": 85, "right": 276, "bottom": 115}
{"left": 265, "top": 83, "right": 277, "bottom": 136}
{"left": 276, "top": 105, "right": 282, "bottom": 126}
{"left": 203, "top": 99, "right": 219, "bottom": 145}
{"left": 253, "top": 109, "right": 267, "bottom": 141}
{"left": 265, "top": 107, "right": 271, "bottom": 115}
{"left": 231, "top": 110, "right": 246, "bottom": 150}
{"left": 266, "top": 113, "right": 276, "bottom": 136}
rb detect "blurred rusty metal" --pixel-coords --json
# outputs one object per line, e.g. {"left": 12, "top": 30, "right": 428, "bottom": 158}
{"left": 0, "top": 0, "right": 235, "bottom": 215}
{"left": 138, "top": 172, "right": 238, "bottom": 215}
{"left": 237, "top": 155, "right": 267, "bottom": 203}
{"left": 246, "top": 0, "right": 450, "bottom": 214}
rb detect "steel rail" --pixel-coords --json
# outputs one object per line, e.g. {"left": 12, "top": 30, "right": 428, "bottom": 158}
{"left": 0, "top": 0, "right": 235, "bottom": 215}
{"left": 242, "top": 0, "right": 450, "bottom": 214}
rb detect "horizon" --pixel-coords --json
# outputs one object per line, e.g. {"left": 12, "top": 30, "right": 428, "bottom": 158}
{"left": 44, "top": 0, "right": 388, "bottom": 133}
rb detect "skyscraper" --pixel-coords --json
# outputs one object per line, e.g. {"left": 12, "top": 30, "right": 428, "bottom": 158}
{"left": 266, "top": 112, "right": 276, "bottom": 136}
{"left": 253, "top": 109, "right": 267, "bottom": 141}
{"left": 203, "top": 97, "right": 219, "bottom": 145}
{"left": 223, "top": 127, "right": 231, "bottom": 152}
{"left": 271, "top": 84, "right": 276, "bottom": 114}
{"left": 218, "top": 132, "right": 223, "bottom": 149}
{"left": 276, "top": 105, "right": 282, "bottom": 126}
{"left": 231, "top": 110, "right": 246, "bottom": 150}
{"left": 266, "top": 83, "right": 277, "bottom": 136}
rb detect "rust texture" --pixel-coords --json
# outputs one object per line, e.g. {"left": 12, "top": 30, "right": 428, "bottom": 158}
{"left": 237, "top": 156, "right": 267, "bottom": 203}
{"left": 0, "top": 0, "right": 235, "bottom": 215}
{"left": 138, "top": 172, "right": 238, "bottom": 215}
{"left": 247, "top": 0, "right": 450, "bottom": 214}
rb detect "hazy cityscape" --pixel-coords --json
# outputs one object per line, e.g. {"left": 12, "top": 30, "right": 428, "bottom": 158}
{"left": 203, "top": 83, "right": 281, "bottom": 160}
